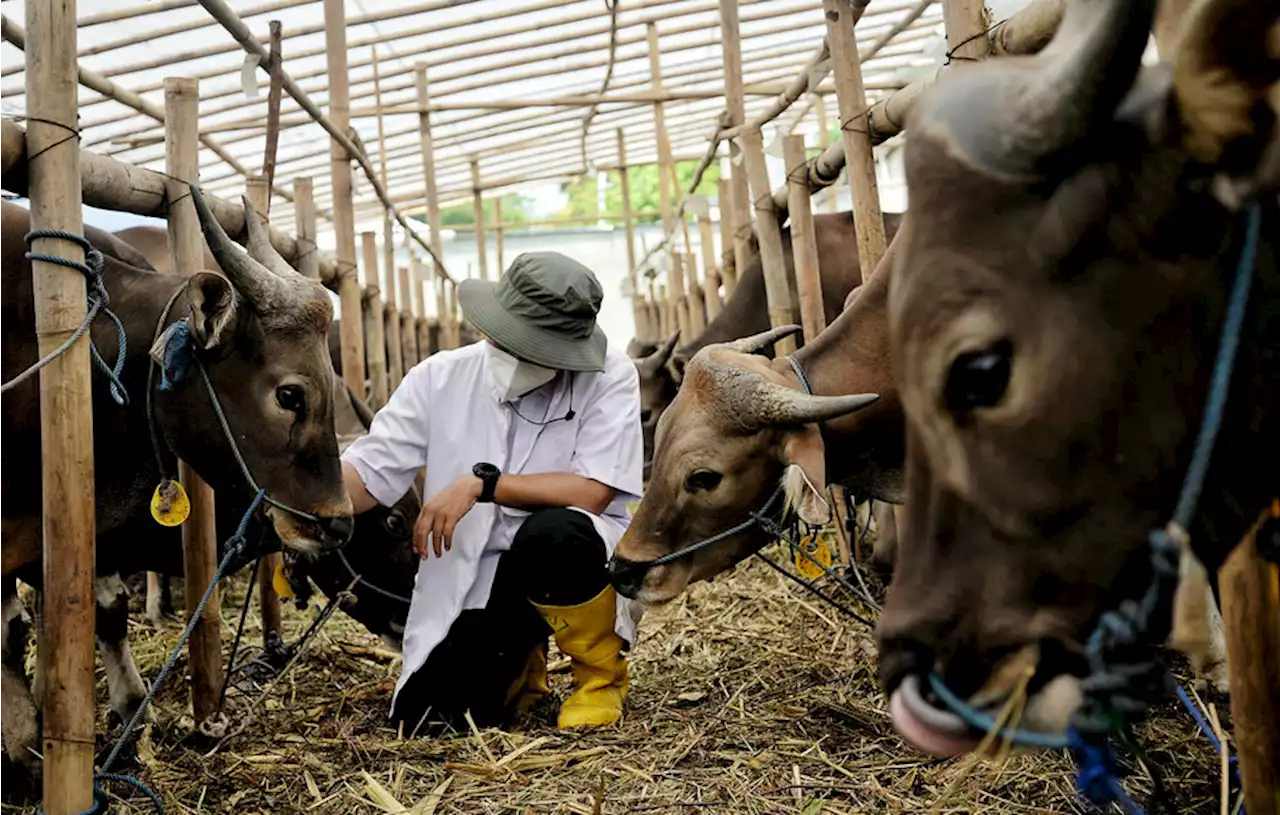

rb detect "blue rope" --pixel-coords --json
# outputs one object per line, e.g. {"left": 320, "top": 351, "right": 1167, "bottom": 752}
{"left": 1, "top": 230, "right": 130, "bottom": 405}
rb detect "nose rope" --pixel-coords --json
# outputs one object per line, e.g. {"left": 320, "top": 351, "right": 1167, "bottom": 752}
{"left": 921, "top": 204, "right": 1262, "bottom": 814}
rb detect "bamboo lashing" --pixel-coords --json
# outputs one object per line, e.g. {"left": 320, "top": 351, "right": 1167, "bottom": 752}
{"left": 26, "top": 0, "right": 96, "bottom": 808}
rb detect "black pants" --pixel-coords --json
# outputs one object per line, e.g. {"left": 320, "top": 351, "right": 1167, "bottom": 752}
{"left": 391, "top": 508, "right": 609, "bottom": 733}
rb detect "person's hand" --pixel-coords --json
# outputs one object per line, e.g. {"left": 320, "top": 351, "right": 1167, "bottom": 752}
{"left": 414, "top": 473, "right": 483, "bottom": 559}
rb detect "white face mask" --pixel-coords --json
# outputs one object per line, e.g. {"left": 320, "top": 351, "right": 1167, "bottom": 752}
{"left": 485, "top": 343, "right": 558, "bottom": 402}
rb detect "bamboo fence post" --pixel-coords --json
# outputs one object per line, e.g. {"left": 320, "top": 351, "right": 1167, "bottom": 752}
{"left": 686, "top": 252, "right": 707, "bottom": 336}
{"left": 718, "top": 0, "right": 753, "bottom": 294}
{"left": 292, "top": 177, "right": 319, "bottom": 280}
{"left": 165, "top": 76, "right": 224, "bottom": 726}
{"left": 716, "top": 177, "right": 738, "bottom": 295}
{"left": 698, "top": 214, "right": 722, "bottom": 320}
{"left": 813, "top": 92, "right": 839, "bottom": 213}
{"left": 944, "top": 0, "right": 989, "bottom": 60}
{"left": 415, "top": 61, "right": 448, "bottom": 351}
{"left": 383, "top": 218, "right": 404, "bottom": 391}
{"left": 324, "top": 0, "right": 365, "bottom": 394}
{"left": 434, "top": 278, "right": 451, "bottom": 351}
{"left": 670, "top": 254, "right": 690, "bottom": 339}
{"left": 657, "top": 285, "right": 672, "bottom": 338}
{"left": 26, "top": 0, "right": 95, "bottom": 807}
{"left": 470, "top": 158, "right": 488, "bottom": 280}
{"left": 783, "top": 135, "right": 826, "bottom": 341}
{"left": 825, "top": 0, "right": 887, "bottom": 281}
{"left": 361, "top": 231, "right": 390, "bottom": 406}
{"left": 494, "top": 197, "right": 505, "bottom": 275}
{"left": 1217, "top": 511, "right": 1280, "bottom": 815}
{"left": 616, "top": 129, "right": 648, "bottom": 342}
{"left": 647, "top": 22, "right": 676, "bottom": 234}
{"left": 647, "top": 279, "right": 661, "bottom": 342}
{"left": 449, "top": 280, "right": 460, "bottom": 346}
{"left": 398, "top": 264, "right": 416, "bottom": 366}
{"left": 411, "top": 253, "right": 430, "bottom": 360}
{"left": 243, "top": 179, "right": 285, "bottom": 645}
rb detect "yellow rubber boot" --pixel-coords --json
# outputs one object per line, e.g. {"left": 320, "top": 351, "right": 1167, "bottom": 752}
{"left": 533, "top": 586, "right": 629, "bottom": 729}
{"left": 504, "top": 643, "right": 551, "bottom": 718}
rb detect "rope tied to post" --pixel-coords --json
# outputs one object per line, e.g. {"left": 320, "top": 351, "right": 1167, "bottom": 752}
{"left": 2, "top": 230, "right": 130, "bottom": 405}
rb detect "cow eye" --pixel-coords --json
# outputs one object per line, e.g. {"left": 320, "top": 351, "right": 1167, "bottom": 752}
{"left": 639, "top": 409, "right": 653, "bottom": 424}
{"left": 684, "top": 469, "right": 723, "bottom": 493}
{"left": 275, "top": 384, "right": 306, "bottom": 414}
{"left": 945, "top": 340, "right": 1012, "bottom": 416}
{"left": 384, "top": 512, "right": 408, "bottom": 537}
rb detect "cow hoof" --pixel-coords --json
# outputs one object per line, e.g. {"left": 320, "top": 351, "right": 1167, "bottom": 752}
{"left": 110, "top": 690, "right": 156, "bottom": 728}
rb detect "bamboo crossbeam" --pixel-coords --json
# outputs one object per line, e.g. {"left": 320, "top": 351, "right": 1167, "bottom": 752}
{"left": 349, "top": 87, "right": 851, "bottom": 115}
{"left": 195, "top": 0, "right": 454, "bottom": 282}
{"left": 0, "top": 118, "right": 341, "bottom": 286}
{"left": 78, "top": 0, "right": 194, "bottom": 27}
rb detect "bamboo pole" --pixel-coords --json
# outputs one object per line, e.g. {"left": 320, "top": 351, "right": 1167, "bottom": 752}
{"left": 292, "top": 177, "right": 319, "bottom": 280}
{"left": 471, "top": 158, "right": 489, "bottom": 280}
{"left": 812, "top": 93, "right": 838, "bottom": 214}
{"left": 399, "top": 264, "right": 416, "bottom": 365}
{"left": 1218, "top": 509, "right": 1280, "bottom": 815}
{"left": 411, "top": 253, "right": 429, "bottom": 362}
{"left": 698, "top": 214, "right": 722, "bottom": 321}
{"left": 243, "top": 179, "right": 284, "bottom": 646}
{"left": 670, "top": 254, "right": 690, "bottom": 339}
{"left": 616, "top": 130, "right": 648, "bottom": 342}
{"left": 415, "top": 61, "right": 448, "bottom": 337}
{"left": 494, "top": 197, "right": 505, "bottom": 276}
{"left": 361, "top": 232, "right": 389, "bottom": 406}
{"left": 718, "top": 0, "right": 754, "bottom": 294}
{"left": 716, "top": 177, "right": 739, "bottom": 295}
{"left": 685, "top": 252, "right": 707, "bottom": 336}
{"left": 648, "top": 22, "right": 676, "bottom": 233}
{"left": 434, "top": 278, "right": 451, "bottom": 351}
{"left": 165, "top": 76, "right": 224, "bottom": 726}
{"left": 26, "top": 0, "right": 96, "bottom": 808}
{"left": 383, "top": 217, "right": 403, "bottom": 391}
{"left": 324, "top": 0, "right": 366, "bottom": 395}
{"left": 657, "top": 285, "right": 672, "bottom": 338}
{"left": 783, "top": 135, "right": 826, "bottom": 341}
{"left": 825, "top": 0, "right": 886, "bottom": 281}
{"left": 261, "top": 20, "right": 284, "bottom": 201}
{"left": 944, "top": 0, "right": 989, "bottom": 60}
{"left": 647, "top": 279, "right": 661, "bottom": 344}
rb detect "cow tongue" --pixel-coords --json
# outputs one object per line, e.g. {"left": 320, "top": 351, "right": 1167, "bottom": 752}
{"left": 889, "top": 674, "right": 983, "bottom": 757}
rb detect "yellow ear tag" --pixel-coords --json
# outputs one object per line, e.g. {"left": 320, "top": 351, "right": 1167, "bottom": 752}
{"left": 150, "top": 479, "right": 190, "bottom": 527}
{"left": 273, "top": 561, "right": 295, "bottom": 600}
{"left": 794, "top": 531, "right": 833, "bottom": 580}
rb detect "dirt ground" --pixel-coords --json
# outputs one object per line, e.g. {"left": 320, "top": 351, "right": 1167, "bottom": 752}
{"left": 5, "top": 548, "right": 1230, "bottom": 814}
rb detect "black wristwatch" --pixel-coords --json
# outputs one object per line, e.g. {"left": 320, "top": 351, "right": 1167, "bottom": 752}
{"left": 472, "top": 462, "right": 501, "bottom": 503}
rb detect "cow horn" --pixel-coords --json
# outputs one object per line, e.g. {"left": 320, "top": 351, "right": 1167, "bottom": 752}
{"left": 728, "top": 325, "right": 803, "bottom": 355}
{"left": 190, "top": 184, "right": 288, "bottom": 306}
{"left": 928, "top": 0, "right": 1154, "bottom": 178}
{"left": 241, "top": 194, "right": 304, "bottom": 280}
{"left": 636, "top": 330, "right": 680, "bottom": 376}
{"left": 742, "top": 377, "right": 879, "bottom": 428}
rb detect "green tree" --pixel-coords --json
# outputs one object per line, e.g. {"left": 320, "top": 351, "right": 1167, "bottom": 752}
{"left": 425, "top": 193, "right": 534, "bottom": 227}
{"left": 558, "top": 160, "right": 723, "bottom": 224}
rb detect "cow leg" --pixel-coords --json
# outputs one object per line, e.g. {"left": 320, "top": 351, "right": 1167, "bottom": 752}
{"left": 1170, "top": 547, "right": 1231, "bottom": 694}
{"left": 145, "top": 571, "right": 166, "bottom": 627}
{"left": 1, "top": 580, "right": 40, "bottom": 777}
{"left": 95, "top": 574, "right": 154, "bottom": 725}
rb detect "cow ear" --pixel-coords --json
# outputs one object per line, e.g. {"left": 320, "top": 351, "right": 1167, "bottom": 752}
{"left": 186, "top": 271, "right": 238, "bottom": 350}
{"left": 1171, "top": 0, "right": 1280, "bottom": 204}
{"left": 780, "top": 423, "right": 832, "bottom": 526}
{"left": 669, "top": 353, "right": 688, "bottom": 384}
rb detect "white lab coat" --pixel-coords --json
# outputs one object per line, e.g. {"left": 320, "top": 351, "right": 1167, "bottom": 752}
{"left": 342, "top": 341, "right": 644, "bottom": 708}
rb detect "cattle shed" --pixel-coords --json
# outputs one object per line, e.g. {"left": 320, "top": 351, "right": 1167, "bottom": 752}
{"left": 0, "top": 0, "right": 1242, "bottom": 813}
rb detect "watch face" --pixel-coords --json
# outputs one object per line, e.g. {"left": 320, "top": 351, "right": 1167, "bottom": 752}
{"left": 474, "top": 463, "right": 498, "bottom": 478}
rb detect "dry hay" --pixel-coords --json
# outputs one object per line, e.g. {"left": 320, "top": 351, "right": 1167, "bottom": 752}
{"left": 7, "top": 548, "right": 1229, "bottom": 815}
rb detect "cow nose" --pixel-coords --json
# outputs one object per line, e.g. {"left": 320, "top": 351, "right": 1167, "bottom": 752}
{"left": 608, "top": 556, "right": 651, "bottom": 599}
{"left": 320, "top": 514, "right": 355, "bottom": 546}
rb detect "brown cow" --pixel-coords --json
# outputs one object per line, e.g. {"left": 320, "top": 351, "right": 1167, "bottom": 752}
{"left": 877, "top": 0, "right": 1277, "bottom": 757}
{"left": 1, "top": 193, "right": 353, "bottom": 778}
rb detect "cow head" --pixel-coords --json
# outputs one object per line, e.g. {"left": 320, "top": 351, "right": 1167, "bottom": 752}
{"left": 154, "top": 189, "right": 353, "bottom": 554}
{"left": 879, "top": 0, "right": 1279, "bottom": 756}
{"left": 633, "top": 331, "right": 681, "bottom": 480}
{"left": 611, "top": 326, "right": 878, "bottom": 604}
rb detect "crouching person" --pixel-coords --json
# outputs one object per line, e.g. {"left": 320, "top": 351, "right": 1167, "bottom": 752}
{"left": 341, "top": 253, "right": 643, "bottom": 733}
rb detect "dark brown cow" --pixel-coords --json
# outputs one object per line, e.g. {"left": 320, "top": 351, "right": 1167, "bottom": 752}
{"left": 878, "top": 0, "right": 1277, "bottom": 757}
{"left": 632, "top": 212, "right": 903, "bottom": 475}
{"left": 1, "top": 194, "right": 353, "bottom": 777}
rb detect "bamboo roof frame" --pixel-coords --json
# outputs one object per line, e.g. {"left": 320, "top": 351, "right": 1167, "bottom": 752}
{"left": 0, "top": 0, "right": 957, "bottom": 267}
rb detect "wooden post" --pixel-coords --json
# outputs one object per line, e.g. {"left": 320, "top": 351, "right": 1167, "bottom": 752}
{"left": 398, "top": 264, "right": 416, "bottom": 365}
{"left": 783, "top": 135, "right": 826, "bottom": 341}
{"left": 1218, "top": 509, "right": 1280, "bottom": 815}
{"left": 361, "top": 231, "right": 390, "bottom": 406}
{"left": 825, "top": 0, "right": 887, "bottom": 281}
{"left": 243, "top": 178, "right": 284, "bottom": 645}
{"left": 648, "top": 23, "right": 676, "bottom": 234}
{"left": 27, "top": 0, "right": 95, "bottom": 808}
{"left": 686, "top": 252, "right": 707, "bottom": 336}
{"left": 470, "top": 158, "right": 488, "bottom": 280}
{"left": 292, "top": 177, "right": 319, "bottom": 280}
{"left": 493, "top": 197, "right": 505, "bottom": 276}
{"left": 411, "top": 253, "right": 430, "bottom": 361}
{"left": 165, "top": 76, "right": 224, "bottom": 726}
{"left": 415, "top": 64, "right": 445, "bottom": 277}
{"left": 944, "top": 0, "right": 989, "bottom": 61}
{"left": 657, "top": 285, "right": 672, "bottom": 338}
{"left": 717, "top": 0, "right": 753, "bottom": 297}
{"left": 616, "top": 129, "right": 647, "bottom": 342}
{"left": 670, "top": 254, "right": 690, "bottom": 339}
{"left": 647, "top": 279, "right": 661, "bottom": 343}
{"left": 717, "top": 177, "right": 739, "bottom": 296}
{"left": 324, "top": 0, "right": 365, "bottom": 394}
{"left": 698, "top": 214, "right": 722, "bottom": 321}
{"left": 434, "top": 278, "right": 451, "bottom": 351}
{"left": 812, "top": 92, "right": 838, "bottom": 213}
{"left": 383, "top": 217, "right": 404, "bottom": 391}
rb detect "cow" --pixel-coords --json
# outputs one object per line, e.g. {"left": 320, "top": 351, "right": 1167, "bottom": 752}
{"left": 1, "top": 192, "right": 354, "bottom": 779}
{"left": 110, "top": 224, "right": 421, "bottom": 645}
{"left": 610, "top": 256, "right": 897, "bottom": 606}
{"left": 876, "top": 0, "right": 1276, "bottom": 759}
{"left": 632, "top": 212, "right": 903, "bottom": 476}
